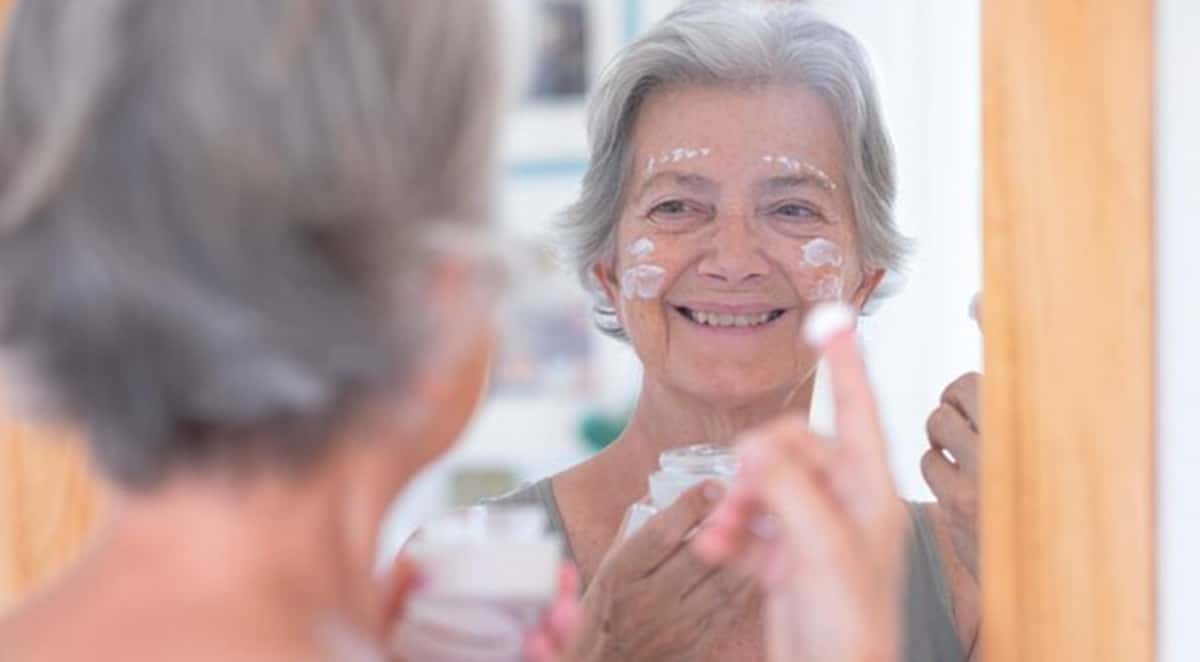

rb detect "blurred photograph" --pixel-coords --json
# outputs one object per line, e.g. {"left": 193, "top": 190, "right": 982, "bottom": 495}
{"left": 528, "top": 0, "right": 589, "bottom": 99}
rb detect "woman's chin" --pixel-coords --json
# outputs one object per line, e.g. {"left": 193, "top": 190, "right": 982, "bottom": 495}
{"left": 667, "top": 366, "right": 810, "bottom": 409}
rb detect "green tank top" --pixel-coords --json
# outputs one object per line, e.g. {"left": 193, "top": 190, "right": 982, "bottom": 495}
{"left": 485, "top": 478, "right": 966, "bottom": 662}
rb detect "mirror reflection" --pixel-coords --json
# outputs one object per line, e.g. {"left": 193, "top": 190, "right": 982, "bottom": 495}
{"left": 0, "top": 1, "right": 983, "bottom": 661}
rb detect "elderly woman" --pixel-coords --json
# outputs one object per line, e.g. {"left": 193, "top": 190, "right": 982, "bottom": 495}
{"left": 483, "top": 3, "right": 979, "bottom": 661}
{"left": 0, "top": 1, "right": 582, "bottom": 660}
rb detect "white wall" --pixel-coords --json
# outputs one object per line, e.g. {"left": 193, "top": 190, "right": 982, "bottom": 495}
{"left": 808, "top": 0, "right": 982, "bottom": 499}
{"left": 1157, "top": 1, "right": 1200, "bottom": 659}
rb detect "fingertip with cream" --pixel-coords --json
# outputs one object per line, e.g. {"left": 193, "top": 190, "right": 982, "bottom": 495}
{"left": 804, "top": 301, "right": 856, "bottom": 349}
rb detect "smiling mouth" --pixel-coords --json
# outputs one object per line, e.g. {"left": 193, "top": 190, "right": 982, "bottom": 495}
{"left": 674, "top": 306, "right": 788, "bottom": 329}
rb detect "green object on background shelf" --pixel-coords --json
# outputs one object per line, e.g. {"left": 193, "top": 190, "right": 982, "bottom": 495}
{"left": 579, "top": 409, "right": 628, "bottom": 452}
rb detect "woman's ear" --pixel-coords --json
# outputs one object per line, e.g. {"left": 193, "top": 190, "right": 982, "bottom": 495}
{"left": 850, "top": 267, "right": 887, "bottom": 312}
{"left": 592, "top": 260, "right": 621, "bottom": 315}
{"left": 389, "top": 255, "right": 498, "bottom": 462}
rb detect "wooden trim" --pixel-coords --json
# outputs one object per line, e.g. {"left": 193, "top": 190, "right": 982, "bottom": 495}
{"left": 0, "top": 0, "right": 99, "bottom": 611}
{"left": 0, "top": 422, "right": 99, "bottom": 610}
{"left": 981, "top": 0, "right": 1156, "bottom": 660}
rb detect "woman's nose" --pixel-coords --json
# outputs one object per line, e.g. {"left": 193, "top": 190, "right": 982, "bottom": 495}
{"left": 696, "top": 212, "right": 770, "bottom": 285}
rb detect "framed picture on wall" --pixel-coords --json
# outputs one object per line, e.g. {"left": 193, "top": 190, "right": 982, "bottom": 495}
{"left": 503, "top": 0, "right": 629, "bottom": 169}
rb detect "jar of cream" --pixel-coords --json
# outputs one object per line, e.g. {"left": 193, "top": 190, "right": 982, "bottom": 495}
{"left": 624, "top": 443, "right": 738, "bottom": 538}
{"left": 391, "top": 505, "right": 562, "bottom": 662}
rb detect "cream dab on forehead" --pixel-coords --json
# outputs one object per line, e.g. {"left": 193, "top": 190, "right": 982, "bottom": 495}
{"left": 761, "top": 155, "right": 838, "bottom": 191}
{"left": 647, "top": 146, "right": 712, "bottom": 175}
{"left": 801, "top": 238, "right": 844, "bottom": 268}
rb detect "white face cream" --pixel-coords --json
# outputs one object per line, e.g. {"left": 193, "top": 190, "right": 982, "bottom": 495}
{"left": 646, "top": 146, "right": 712, "bottom": 175}
{"left": 812, "top": 275, "right": 844, "bottom": 302}
{"left": 801, "top": 238, "right": 845, "bottom": 269}
{"left": 762, "top": 155, "right": 839, "bottom": 191}
{"left": 621, "top": 264, "right": 667, "bottom": 300}
{"left": 629, "top": 237, "right": 655, "bottom": 259}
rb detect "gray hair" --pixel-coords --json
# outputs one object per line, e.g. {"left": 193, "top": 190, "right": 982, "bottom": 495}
{"left": 0, "top": 0, "right": 500, "bottom": 488}
{"left": 560, "top": 0, "right": 909, "bottom": 339}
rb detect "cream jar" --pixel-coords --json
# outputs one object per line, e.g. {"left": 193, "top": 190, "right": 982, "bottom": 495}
{"left": 391, "top": 505, "right": 561, "bottom": 662}
{"left": 624, "top": 443, "right": 738, "bottom": 538}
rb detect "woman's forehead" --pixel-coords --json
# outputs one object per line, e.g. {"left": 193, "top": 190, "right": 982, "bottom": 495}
{"left": 630, "top": 83, "right": 845, "bottom": 162}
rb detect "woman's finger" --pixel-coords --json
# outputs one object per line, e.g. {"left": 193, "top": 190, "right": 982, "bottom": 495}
{"left": 804, "top": 303, "right": 890, "bottom": 487}
{"left": 696, "top": 417, "right": 833, "bottom": 564}
{"left": 523, "top": 564, "right": 581, "bottom": 660}
{"left": 927, "top": 403, "right": 978, "bottom": 475}
{"left": 692, "top": 479, "right": 763, "bottom": 563}
{"left": 525, "top": 631, "right": 559, "bottom": 662}
{"left": 701, "top": 432, "right": 856, "bottom": 581}
{"left": 940, "top": 372, "right": 982, "bottom": 434}
{"left": 546, "top": 564, "right": 581, "bottom": 648}
{"left": 379, "top": 555, "right": 424, "bottom": 629}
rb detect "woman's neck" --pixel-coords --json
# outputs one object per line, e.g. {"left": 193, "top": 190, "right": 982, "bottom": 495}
{"left": 51, "top": 468, "right": 389, "bottom": 660}
{"left": 600, "top": 377, "right": 815, "bottom": 493}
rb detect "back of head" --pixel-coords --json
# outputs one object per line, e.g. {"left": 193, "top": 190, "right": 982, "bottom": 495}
{"left": 0, "top": 0, "right": 500, "bottom": 489}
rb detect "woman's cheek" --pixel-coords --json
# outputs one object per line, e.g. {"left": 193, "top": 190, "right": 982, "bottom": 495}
{"left": 792, "top": 238, "right": 847, "bottom": 304}
{"left": 617, "top": 235, "right": 671, "bottom": 302}
{"left": 620, "top": 264, "right": 667, "bottom": 300}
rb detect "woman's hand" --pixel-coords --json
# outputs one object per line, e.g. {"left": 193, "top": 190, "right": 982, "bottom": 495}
{"left": 923, "top": 371, "right": 981, "bottom": 581}
{"left": 570, "top": 482, "right": 757, "bottom": 662}
{"left": 379, "top": 555, "right": 425, "bottom": 640}
{"left": 693, "top": 303, "right": 908, "bottom": 662}
{"left": 525, "top": 565, "right": 583, "bottom": 662}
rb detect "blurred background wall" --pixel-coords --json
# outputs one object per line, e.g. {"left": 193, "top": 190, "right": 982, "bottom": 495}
{"left": 1157, "top": 0, "right": 1199, "bottom": 659}
{"left": 379, "top": 0, "right": 983, "bottom": 558}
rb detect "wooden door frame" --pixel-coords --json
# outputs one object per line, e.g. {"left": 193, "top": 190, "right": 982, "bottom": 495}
{"left": 981, "top": 0, "right": 1156, "bottom": 660}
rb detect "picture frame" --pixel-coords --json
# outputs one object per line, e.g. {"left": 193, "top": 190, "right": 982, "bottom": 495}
{"left": 502, "top": 0, "right": 632, "bottom": 170}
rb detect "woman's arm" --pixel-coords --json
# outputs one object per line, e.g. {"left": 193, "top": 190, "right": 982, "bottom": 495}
{"left": 928, "top": 504, "right": 982, "bottom": 660}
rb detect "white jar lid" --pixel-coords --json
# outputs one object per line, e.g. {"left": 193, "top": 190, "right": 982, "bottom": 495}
{"left": 407, "top": 505, "right": 561, "bottom": 602}
{"left": 658, "top": 443, "right": 738, "bottom": 476}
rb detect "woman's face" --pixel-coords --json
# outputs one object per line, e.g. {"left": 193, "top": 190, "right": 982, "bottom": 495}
{"left": 596, "top": 84, "right": 883, "bottom": 405}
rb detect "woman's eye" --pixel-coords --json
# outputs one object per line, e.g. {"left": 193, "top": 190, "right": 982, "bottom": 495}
{"left": 646, "top": 199, "right": 709, "bottom": 227}
{"left": 651, "top": 200, "right": 691, "bottom": 216}
{"left": 774, "top": 203, "right": 821, "bottom": 220}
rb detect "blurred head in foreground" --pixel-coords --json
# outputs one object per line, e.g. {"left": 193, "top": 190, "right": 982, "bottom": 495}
{"left": 0, "top": 0, "right": 504, "bottom": 657}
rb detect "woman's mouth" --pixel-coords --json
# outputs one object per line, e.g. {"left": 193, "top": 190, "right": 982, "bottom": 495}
{"left": 674, "top": 306, "right": 787, "bottom": 329}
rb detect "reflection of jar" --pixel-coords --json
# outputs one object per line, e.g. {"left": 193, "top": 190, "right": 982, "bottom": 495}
{"left": 625, "top": 444, "right": 738, "bottom": 538}
{"left": 392, "top": 505, "right": 562, "bottom": 662}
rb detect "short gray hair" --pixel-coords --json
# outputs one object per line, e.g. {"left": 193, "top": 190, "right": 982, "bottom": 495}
{"left": 0, "top": 0, "right": 500, "bottom": 488}
{"left": 560, "top": 0, "right": 909, "bottom": 339}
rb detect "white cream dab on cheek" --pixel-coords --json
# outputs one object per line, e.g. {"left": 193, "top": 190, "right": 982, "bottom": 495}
{"left": 629, "top": 237, "right": 655, "bottom": 259}
{"left": 621, "top": 265, "right": 667, "bottom": 300}
{"left": 801, "top": 238, "right": 844, "bottom": 268}
{"left": 811, "top": 275, "right": 843, "bottom": 302}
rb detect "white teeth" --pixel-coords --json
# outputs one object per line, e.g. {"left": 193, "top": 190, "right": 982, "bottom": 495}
{"left": 686, "top": 309, "right": 777, "bottom": 327}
